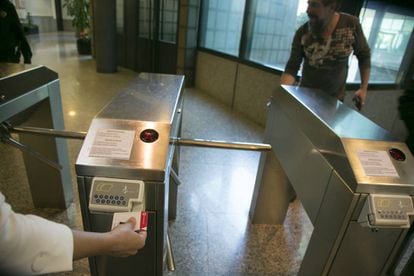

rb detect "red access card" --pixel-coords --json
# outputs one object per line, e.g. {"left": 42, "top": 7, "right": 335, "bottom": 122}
{"left": 140, "top": 211, "right": 148, "bottom": 231}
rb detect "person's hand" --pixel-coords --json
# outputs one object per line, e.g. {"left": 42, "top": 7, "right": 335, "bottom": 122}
{"left": 107, "top": 217, "right": 147, "bottom": 257}
{"left": 354, "top": 87, "right": 368, "bottom": 109}
{"left": 280, "top": 73, "right": 296, "bottom": 85}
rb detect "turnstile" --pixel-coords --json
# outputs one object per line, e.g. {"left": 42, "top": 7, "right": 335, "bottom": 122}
{"left": 250, "top": 85, "right": 414, "bottom": 275}
{"left": 76, "top": 73, "right": 184, "bottom": 276}
{"left": 0, "top": 63, "right": 72, "bottom": 209}
{"left": 0, "top": 68, "right": 271, "bottom": 275}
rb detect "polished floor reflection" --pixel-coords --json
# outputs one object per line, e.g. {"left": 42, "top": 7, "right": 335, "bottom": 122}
{"left": 0, "top": 32, "right": 312, "bottom": 275}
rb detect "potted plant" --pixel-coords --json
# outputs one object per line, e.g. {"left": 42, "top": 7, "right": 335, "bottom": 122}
{"left": 22, "top": 12, "right": 39, "bottom": 35}
{"left": 63, "top": 0, "right": 91, "bottom": 55}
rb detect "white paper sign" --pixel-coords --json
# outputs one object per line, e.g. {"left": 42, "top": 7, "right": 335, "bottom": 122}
{"left": 357, "top": 150, "right": 399, "bottom": 177}
{"left": 89, "top": 129, "right": 135, "bottom": 160}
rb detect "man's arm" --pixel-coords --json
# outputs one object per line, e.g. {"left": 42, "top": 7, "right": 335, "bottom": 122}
{"left": 72, "top": 217, "right": 147, "bottom": 260}
{"left": 8, "top": 2, "right": 32, "bottom": 63}
{"left": 353, "top": 17, "right": 371, "bottom": 106}
{"left": 1, "top": 192, "right": 147, "bottom": 274}
{"left": 355, "top": 67, "right": 370, "bottom": 105}
{"left": 281, "top": 26, "right": 306, "bottom": 86}
{"left": 1, "top": 193, "right": 73, "bottom": 274}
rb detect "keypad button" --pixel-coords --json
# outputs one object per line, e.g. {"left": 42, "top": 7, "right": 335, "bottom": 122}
{"left": 104, "top": 195, "right": 109, "bottom": 199}
{"left": 96, "top": 199, "right": 100, "bottom": 204}
{"left": 110, "top": 195, "right": 114, "bottom": 200}
{"left": 122, "top": 201, "right": 127, "bottom": 206}
{"left": 99, "top": 195, "right": 103, "bottom": 199}
{"left": 115, "top": 196, "right": 119, "bottom": 200}
{"left": 117, "top": 200, "right": 121, "bottom": 205}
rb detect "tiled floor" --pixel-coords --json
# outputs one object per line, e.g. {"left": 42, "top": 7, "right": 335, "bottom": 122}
{"left": 0, "top": 32, "right": 313, "bottom": 275}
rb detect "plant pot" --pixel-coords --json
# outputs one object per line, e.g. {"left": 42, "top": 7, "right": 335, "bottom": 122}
{"left": 22, "top": 24, "right": 39, "bottom": 35}
{"left": 76, "top": 37, "right": 91, "bottom": 55}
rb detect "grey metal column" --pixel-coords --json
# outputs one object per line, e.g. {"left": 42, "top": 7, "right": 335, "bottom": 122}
{"left": 249, "top": 150, "right": 290, "bottom": 224}
{"left": 249, "top": 96, "right": 292, "bottom": 224}
{"left": 19, "top": 93, "right": 73, "bottom": 209}
{"left": 94, "top": 0, "right": 117, "bottom": 73}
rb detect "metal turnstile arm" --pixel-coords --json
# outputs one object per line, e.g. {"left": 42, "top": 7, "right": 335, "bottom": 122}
{"left": 166, "top": 231, "right": 176, "bottom": 271}
{"left": 9, "top": 125, "right": 87, "bottom": 140}
{"left": 5, "top": 124, "right": 271, "bottom": 152}
{"left": 0, "top": 133, "right": 62, "bottom": 170}
{"left": 170, "top": 137, "right": 271, "bottom": 151}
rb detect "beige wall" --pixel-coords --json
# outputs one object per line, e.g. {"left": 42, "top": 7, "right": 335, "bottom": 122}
{"left": 195, "top": 52, "right": 238, "bottom": 106}
{"left": 195, "top": 51, "right": 408, "bottom": 141}
{"left": 23, "top": 0, "right": 55, "bottom": 17}
{"left": 195, "top": 51, "right": 278, "bottom": 126}
{"left": 233, "top": 64, "right": 279, "bottom": 126}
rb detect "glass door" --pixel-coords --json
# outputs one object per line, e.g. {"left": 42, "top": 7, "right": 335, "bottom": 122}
{"left": 137, "top": 0, "right": 178, "bottom": 73}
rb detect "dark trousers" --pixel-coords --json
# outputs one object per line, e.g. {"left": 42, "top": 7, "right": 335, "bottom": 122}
{"left": 0, "top": 50, "right": 21, "bottom": 63}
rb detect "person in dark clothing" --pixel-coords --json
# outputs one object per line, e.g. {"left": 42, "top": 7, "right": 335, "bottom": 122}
{"left": 397, "top": 77, "right": 414, "bottom": 276}
{"left": 399, "top": 112, "right": 414, "bottom": 276}
{"left": 0, "top": 0, "right": 32, "bottom": 64}
{"left": 281, "top": 0, "right": 371, "bottom": 105}
{"left": 398, "top": 86, "right": 414, "bottom": 154}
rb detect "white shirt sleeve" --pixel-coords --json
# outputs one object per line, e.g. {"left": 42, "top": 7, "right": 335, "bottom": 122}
{"left": 0, "top": 192, "right": 74, "bottom": 275}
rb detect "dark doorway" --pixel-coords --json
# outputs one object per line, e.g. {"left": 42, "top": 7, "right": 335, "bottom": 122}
{"left": 117, "top": 0, "right": 178, "bottom": 74}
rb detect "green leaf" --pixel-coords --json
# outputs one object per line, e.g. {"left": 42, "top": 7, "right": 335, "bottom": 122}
{"left": 63, "top": 0, "right": 90, "bottom": 37}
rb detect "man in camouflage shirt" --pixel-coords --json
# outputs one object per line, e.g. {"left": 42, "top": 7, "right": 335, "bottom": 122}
{"left": 281, "top": 0, "right": 371, "bottom": 105}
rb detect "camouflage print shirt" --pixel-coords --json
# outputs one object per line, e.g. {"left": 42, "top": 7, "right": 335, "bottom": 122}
{"left": 284, "top": 13, "right": 371, "bottom": 100}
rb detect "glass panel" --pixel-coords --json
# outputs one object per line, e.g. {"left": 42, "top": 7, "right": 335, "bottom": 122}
{"left": 245, "top": 0, "right": 307, "bottom": 69}
{"left": 159, "top": 0, "right": 178, "bottom": 43}
{"left": 199, "top": 0, "right": 246, "bottom": 56}
{"left": 139, "top": 0, "right": 153, "bottom": 39}
{"left": 348, "top": 2, "right": 414, "bottom": 83}
{"left": 116, "top": 0, "right": 124, "bottom": 34}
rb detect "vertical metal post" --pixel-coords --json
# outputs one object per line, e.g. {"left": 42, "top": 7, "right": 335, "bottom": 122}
{"left": 94, "top": 0, "right": 117, "bottom": 73}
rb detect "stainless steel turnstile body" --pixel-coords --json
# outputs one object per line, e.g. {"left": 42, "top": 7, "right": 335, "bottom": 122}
{"left": 0, "top": 63, "right": 72, "bottom": 209}
{"left": 76, "top": 73, "right": 184, "bottom": 276}
{"left": 250, "top": 85, "right": 414, "bottom": 275}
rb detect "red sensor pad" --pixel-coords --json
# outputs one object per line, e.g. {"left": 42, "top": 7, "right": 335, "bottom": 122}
{"left": 140, "top": 129, "right": 159, "bottom": 143}
{"left": 389, "top": 148, "right": 406, "bottom": 161}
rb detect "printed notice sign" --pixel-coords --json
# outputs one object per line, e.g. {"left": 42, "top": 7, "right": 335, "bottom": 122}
{"left": 357, "top": 150, "right": 399, "bottom": 177}
{"left": 89, "top": 129, "right": 135, "bottom": 160}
